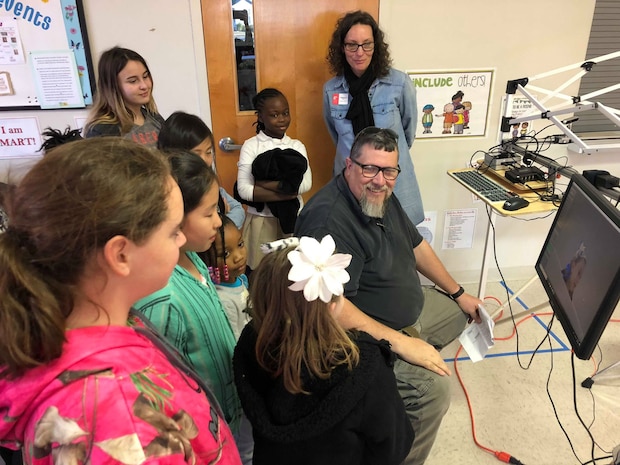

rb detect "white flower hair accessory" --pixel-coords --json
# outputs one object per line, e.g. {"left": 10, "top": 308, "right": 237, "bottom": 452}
{"left": 287, "top": 235, "right": 352, "bottom": 303}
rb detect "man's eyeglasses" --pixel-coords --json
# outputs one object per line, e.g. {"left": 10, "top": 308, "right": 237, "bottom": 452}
{"left": 344, "top": 42, "right": 375, "bottom": 53}
{"left": 351, "top": 158, "right": 401, "bottom": 180}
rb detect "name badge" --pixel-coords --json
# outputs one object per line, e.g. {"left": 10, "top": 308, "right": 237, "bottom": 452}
{"left": 332, "top": 93, "right": 349, "bottom": 105}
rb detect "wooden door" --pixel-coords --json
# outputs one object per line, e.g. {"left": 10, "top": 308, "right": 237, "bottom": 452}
{"left": 202, "top": 0, "right": 378, "bottom": 199}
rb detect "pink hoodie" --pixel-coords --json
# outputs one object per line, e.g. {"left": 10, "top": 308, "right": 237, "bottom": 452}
{"left": 0, "top": 315, "right": 241, "bottom": 465}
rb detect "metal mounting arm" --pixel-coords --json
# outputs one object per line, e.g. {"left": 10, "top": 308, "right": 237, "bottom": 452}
{"left": 502, "top": 51, "right": 620, "bottom": 155}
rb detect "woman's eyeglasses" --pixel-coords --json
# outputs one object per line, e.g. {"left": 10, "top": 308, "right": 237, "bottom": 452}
{"left": 344, "top": 42, "right": 375, "bottom": 53}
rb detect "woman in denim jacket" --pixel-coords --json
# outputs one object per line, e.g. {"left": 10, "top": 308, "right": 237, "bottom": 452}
{"left": 323, "top": 10, "right": 425, "bottom": 226}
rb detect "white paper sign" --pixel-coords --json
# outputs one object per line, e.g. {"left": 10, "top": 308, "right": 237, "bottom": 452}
{"left": 418, "top": 210, "right": 437, "bottom": 247}
{"left": 74, "top": 117, "right": 87, "bottom": 134}
{"left": 30, "top": 50, "right": 85, "bottom": 109}
{"left": 0, "top": 117, "right": 41, "bottom": 158}
{"left": 0, "top": 17, "right": 25, "bottom": 65}
{"left": 442, "top": 208, "right": 477, "bottom": 249}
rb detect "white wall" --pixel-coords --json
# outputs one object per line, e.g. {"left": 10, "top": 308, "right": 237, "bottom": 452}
{"left": 82, "top": 0, "right": 211, "bottom": 123}
{"left": 2, "top": 0, "right": 619, "bottom": 286}
{"left": 0, "top": 0, "right": 210, "bottom": 183}
{"left": 1, "top": 0, "right": 210, "bottom": 130}
{"left": 381, "top": 0, "right": 620, "bottom": 284}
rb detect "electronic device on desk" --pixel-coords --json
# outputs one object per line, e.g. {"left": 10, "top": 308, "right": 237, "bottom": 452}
{"left": 483, "top": 152, "right": 522, "bottom": 170}
{"left": 478, "top": 159, "right": 548, "bottom": 191}
{"left": 502, "top": 197, "right": 529, "bottom": 211}
{"left": 450, "top": 169, "right": 514, "bottom": 203}
{"left": 505, "top": 165, "right": 546, "bottom": 184}
{"left": 535, "top": 173, "right": 620, "bottom": 360}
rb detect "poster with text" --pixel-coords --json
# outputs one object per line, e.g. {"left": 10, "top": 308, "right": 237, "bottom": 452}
{"left": 30, "top": 50, "right": 84, "bottom": 108}
{"left": 441, "top": 208, "right": 477, "bottom": 250}
{"left": 408, "top": 70, "right": 494, "bottom": 139}
{"left": 0, "top": 117, "right": 41, "bottom": 158}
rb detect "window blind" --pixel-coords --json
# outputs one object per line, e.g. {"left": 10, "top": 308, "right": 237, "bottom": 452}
{"left": 571, "top": 0, "right": 620, "bottom": 134}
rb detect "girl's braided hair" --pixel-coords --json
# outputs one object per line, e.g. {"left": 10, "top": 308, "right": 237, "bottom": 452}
{"left": 252, "top": 87, "right": 285, "bottom": 134}
{"left": 200, "top": 213, "right": 234, "bottom": 284}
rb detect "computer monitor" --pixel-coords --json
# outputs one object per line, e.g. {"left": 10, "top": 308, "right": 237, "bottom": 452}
{"left": 535, "top": 173, "right": 620, "bottom": 360}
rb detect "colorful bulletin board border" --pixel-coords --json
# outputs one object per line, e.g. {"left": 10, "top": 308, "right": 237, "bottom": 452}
{"left": 408, "top": 69, "right": 494, "bottom": 139}
{"left": 60, "top": 0, "right": 94, "bottom": 106}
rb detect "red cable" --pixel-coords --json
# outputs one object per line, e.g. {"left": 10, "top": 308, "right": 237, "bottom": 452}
{"left": 452, "top": 296, "right": 608, "bottom": 464}
{"left": 454, "top": 295, "right": 612, "bottom": 462}
{"left": 453, "top": 295, "right": 521, "bottom": 462}
{"left": 494, "top": 312, "right": 552, "bottom": 341}
{"left": 453, "top": 344, "right": 495, "bottom": 455}
{"left": 455, "top": 293, "right": 616, "bottom": 462}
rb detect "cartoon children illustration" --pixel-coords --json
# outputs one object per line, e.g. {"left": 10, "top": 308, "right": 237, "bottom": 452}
{"left": 520, "top": 122, "right": 529, "bottom": 137}
{"left": 453, "top": 104, "right": 465, "bottom": 134}
{"left": 462, "top": 101, "right": 472, "bottom": 129}
{"left": 421, "top": 104, "right": 435, "bottom": 134}
{"left": 512, "top": 124, "right": 520, "bottom": 139}
{"left": 451, "top": 90, "right": 464, "bottom": 109}
{"left": 438, "top": 103, "right": 455, "bottom": 134}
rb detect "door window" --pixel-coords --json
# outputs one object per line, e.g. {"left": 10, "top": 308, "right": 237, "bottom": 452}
{"left": 232, "top": 2, "right": 256, "bottom": 111}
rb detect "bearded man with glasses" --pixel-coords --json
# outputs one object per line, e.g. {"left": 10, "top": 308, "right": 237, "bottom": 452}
{"left": 323, "top": 10, "right": 425, "bottom": 229}
{"left": 295, "top": 127, "right": 484, "bottom": 465}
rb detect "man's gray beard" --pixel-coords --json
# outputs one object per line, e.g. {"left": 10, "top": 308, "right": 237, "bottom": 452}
{"left": 360, "top": 187, "right": 391, "bottom": 218}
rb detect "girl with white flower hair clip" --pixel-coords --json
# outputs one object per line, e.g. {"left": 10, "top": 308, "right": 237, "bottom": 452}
{"left": 233, "top": 234, "right": 414, "bottom": 465}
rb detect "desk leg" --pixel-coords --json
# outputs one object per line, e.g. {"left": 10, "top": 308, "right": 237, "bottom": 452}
{"left": 477, "top": 208, "right": 497, "bottom": 299}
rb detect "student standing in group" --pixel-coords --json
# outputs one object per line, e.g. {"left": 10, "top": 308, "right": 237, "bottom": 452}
{"left": 84, "top": 47, "right": 164, "bottom": 148}
{"left": 158, "top": 111, "right": 245, "bottom": 229}
{"left": 203, "top": 214, "right": 250, "bottom": 341}
{"left": 134, "top": 151, "right": 252, "bottom": 463}
{"left": 0, "top": 138, "right": 241, "bottom": 464}
{"left": 235, "top": 87, "right": 312, "bottom": 273}
{"left": 233, "top": 235, "right": 414, "bottom": 465}
{"left": 323, "top": 10, "right": 425, "bottom": 226}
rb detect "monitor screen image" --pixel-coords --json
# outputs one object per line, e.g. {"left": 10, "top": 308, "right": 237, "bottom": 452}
{"left": 535, "top": 173, "right": 620, "bottom": 360}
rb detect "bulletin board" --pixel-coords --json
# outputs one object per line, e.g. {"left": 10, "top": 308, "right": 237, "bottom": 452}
{"left": 0, "top": 0, "right": 94, "bottom": 110}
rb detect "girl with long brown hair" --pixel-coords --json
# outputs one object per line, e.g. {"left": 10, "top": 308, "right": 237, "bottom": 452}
{"left": 233, "top": 235, "right": 413, "bottom": 465}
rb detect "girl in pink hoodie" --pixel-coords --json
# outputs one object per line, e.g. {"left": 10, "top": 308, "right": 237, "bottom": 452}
{"left": 0, "top": 138, "right": 241, "bottom": 465}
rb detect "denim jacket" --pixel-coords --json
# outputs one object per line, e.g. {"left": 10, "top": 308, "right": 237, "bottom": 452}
{"left": 323, "top": 68, "right": 424, "bottom": 225}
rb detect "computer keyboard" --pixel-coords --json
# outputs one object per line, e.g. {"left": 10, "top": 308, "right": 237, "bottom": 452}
{"left": 451, "top": 170, "right": 513, "bottom": 202}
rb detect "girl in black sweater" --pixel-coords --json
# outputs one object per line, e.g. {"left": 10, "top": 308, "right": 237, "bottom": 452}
{"left": 233, "top": 235, "right": 413, "bottom": 465}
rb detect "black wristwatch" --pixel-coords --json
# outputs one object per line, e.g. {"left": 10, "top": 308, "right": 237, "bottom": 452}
{"left": 449, "top": 285, "right": 465, "bottom": 300}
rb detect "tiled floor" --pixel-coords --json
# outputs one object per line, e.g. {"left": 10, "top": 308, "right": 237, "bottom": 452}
{"left": 2, "top": 278, "right": 617, "bottom": 465}
{"left": 427, "top": 279, "right": 620, "bottom": 465}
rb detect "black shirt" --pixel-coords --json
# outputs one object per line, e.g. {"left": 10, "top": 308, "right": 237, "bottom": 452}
{"left": 234, "top": 325, "right": 414, "bottom": 465}
{"left": 295, "top": 174, "right": 424, "bottom": 330}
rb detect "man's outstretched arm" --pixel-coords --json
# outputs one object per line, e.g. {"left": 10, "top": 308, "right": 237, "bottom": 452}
{"left": 337, "top": 298, "right": 452, "bottom": 376}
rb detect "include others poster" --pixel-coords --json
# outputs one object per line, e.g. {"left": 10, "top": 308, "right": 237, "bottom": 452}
{"left": 408, "top": 69, "right": 494, "bottom": 139}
